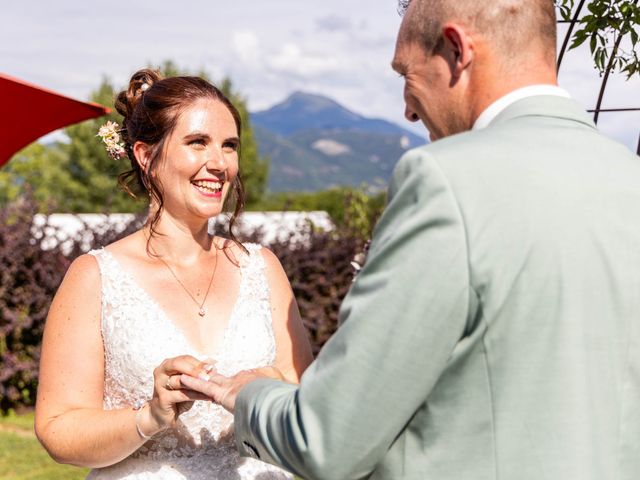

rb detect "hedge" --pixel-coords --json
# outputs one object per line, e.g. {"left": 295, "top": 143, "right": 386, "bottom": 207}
{"left": 0, "top": 196, "right": 374, "bottom": 412}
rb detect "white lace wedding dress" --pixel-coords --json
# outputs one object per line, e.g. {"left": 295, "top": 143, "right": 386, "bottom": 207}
{"left": 86, "top": 244, "right": 293, "bottom": 480}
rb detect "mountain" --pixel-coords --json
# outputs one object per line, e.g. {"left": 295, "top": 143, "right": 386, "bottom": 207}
{"left": 250, "top": 92, "right": 427, "bottom": 192}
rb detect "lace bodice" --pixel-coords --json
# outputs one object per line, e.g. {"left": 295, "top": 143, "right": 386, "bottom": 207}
{"left": 86, "top": 244, "right": 292, "bottom": 479}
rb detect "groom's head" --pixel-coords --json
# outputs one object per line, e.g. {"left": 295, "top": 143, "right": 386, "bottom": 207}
{"left": 392, "top": 0, "right": 558, "bottom": 141}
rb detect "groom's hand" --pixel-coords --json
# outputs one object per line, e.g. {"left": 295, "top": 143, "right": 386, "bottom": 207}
{"left": 179, "top": 366, "right": 285, "bottom": 413}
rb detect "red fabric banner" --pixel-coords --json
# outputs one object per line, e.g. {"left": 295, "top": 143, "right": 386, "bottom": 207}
{"left": 0, "top": 73, "right": 110, "bottom": 167}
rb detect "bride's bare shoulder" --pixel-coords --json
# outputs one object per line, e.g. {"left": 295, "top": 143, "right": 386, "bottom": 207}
{"left": 102, "top": 230, "right": 148, "bottom": 261}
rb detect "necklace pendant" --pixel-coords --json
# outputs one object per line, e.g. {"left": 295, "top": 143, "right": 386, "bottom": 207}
{"left": 198, "top": 308, "right": 206, "bottom": 317}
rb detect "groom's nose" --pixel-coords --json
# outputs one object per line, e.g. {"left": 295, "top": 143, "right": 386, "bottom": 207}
{"left": 405, "top": 106, "right": 420, "bottom": 123}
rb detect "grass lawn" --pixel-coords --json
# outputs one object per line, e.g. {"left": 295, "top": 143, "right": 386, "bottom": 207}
{"left": 1, "top": 412, "right": 302, "bottom": 480}
{"left": 0, "top": 411, "right": 88, "bottom": 479}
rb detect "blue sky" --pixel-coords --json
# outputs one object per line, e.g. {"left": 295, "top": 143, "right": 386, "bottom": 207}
{"left": 2, "top": 0, "right": 638, "bottom": 151}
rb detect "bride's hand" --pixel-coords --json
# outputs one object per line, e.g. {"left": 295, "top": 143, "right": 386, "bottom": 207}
{"left": 179, "top": 366, "right": 285, "bottom": 414}
{"left": 138, "top": 355, "right": 212, "bottom": 437}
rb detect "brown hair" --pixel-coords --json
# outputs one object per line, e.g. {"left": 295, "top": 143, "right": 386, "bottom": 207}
{"left": 114, "top": 69, "right": 246, "bottom": 251}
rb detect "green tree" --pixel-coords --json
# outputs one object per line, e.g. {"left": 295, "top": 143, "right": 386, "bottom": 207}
{"left": 0, "top": 143, "right": 69, "bottom": 208}
{"left": 61, "top": 77, "right": 141, "bottom": 212}
{"left": 556, "top": 0, "right": 640, "bottom": 78}
{"left": 0, "top": 60, "right": 268, "bottom": 212}
{"left": 255, "top": 186, "right": 386, "bottom": 238}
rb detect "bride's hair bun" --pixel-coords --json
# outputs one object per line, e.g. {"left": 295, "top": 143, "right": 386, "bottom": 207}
{"left": 115, "top": 68, "right": 161, "bottom": 119}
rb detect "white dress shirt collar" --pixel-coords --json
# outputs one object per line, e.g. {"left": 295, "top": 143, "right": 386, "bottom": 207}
{"left": 472, "top": 85, "right": 571, "bottom": 131}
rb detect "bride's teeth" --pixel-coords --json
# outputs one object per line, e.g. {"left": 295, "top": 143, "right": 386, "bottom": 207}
{"left": 193, "top": 180, "right": 222, "bottom": 192}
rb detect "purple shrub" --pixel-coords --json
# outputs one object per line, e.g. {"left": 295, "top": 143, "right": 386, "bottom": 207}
{"left": 0, "top": 198, "right": 71, "bottom": 411}
{"left": 0, "top": 199, "right": 373, "bottom": 412}
{"left": 0, "top": 197, "right": 141, "bottom": 413}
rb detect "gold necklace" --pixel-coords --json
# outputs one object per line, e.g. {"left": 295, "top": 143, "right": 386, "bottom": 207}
{"left": 155, "top": 249, "right": 218, "bottom": 317}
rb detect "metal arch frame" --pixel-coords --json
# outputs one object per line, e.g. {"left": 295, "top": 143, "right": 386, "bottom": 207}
{"left": 556, "top": 0, "right": 640, "bottom": 155}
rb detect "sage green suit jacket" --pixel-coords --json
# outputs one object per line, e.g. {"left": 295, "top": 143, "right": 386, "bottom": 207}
{"left": 234, "top": 96, "right": 640, "bottom": 480}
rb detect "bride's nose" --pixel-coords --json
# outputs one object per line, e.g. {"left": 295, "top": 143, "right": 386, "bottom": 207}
{"left": 205, "top": 147, "right": 227, "bottom": 171}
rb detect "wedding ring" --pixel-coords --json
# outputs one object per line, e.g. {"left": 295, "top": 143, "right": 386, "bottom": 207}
{"left": 165, "top": 376, "right": 174, "bottom": 391}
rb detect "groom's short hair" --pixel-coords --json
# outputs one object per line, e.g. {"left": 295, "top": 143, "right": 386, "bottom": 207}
{"left": 398, "top": 0, "right": 557, "bottom": 64}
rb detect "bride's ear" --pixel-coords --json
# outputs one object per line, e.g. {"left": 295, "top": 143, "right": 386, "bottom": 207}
{"left": 133, "top": 141, "right": 151, "bottom": 172}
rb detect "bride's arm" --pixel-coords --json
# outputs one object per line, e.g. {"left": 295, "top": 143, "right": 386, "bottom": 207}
{"left": 261, "top": 248, "right": 314, "bottom": 383}
{"left": 34, "top": 254, "right": 204, "bottom": 468}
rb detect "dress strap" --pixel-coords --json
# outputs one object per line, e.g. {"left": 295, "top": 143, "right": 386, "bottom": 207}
{"left": 86, "top": 248, "right": 132, "bottom": 312}
{"left": 87, "top": 248, "right": 117, "bottom": 278}
{"left": 87, "top": 247, "right": 105, "bottom": 262}
{"left": 237, "top": 243, "right": 269, "bottom": 302}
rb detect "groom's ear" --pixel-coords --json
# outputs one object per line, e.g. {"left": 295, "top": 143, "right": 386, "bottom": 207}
{"left": 441, "top": 23, "right": 474, "bottom": 80}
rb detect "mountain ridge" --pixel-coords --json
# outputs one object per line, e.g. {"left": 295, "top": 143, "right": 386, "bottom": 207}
{"left": 250, "top": 91, "right": 427, "bottom": 192}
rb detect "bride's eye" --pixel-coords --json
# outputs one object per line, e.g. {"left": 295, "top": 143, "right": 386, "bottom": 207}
{"left": 223, "top": 140, "right": 239, "bottom": 151}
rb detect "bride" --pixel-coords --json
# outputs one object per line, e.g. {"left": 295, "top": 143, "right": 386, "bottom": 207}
{"left": 34, "top": 69, "right": 313, "bottom": 479}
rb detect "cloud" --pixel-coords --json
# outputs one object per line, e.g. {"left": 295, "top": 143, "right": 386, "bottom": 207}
{"left": 315, "top": 14, "right": 352, "bottom": 32}
{"left": 267, "top": 43, "right": 343, "bottom": 77}
{"left": 233, "top": 31, "right": 261, "bottom": 64}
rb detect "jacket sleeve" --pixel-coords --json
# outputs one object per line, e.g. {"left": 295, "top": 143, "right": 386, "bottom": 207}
{"left": 234, "top": 149, "right": 471, "bottom": 480}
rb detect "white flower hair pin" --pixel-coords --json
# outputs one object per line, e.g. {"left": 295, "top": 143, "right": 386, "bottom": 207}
{"left": 97, "top": 121, "right": 126, "bottom": 160}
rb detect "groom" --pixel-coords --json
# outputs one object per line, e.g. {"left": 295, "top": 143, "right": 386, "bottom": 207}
{"left": 182, "top": 0, "right": 640, "bottom": 478}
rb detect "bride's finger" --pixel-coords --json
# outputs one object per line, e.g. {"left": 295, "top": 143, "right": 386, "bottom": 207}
{"left": 158, "top": 355, "right": 208, "bottom": 377}
{"left": 202, "top": 359, "right": 217, "bottom": 373}
{"left": 164, "top": 374, "right": 182, "bottom": 391}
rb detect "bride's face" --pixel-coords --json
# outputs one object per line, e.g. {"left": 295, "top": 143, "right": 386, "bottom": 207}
{"left": 155, "top": 98, "right": 240, "bottom": 223}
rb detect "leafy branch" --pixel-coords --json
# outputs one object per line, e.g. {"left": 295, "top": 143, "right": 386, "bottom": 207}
{"left": 556, "top": 0, "right": 640, "bottom": 78}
